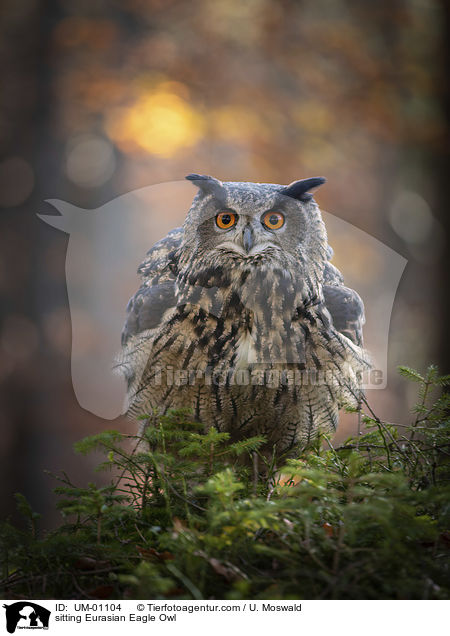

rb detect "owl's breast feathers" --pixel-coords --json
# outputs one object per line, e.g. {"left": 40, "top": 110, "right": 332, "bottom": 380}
{"left": 118, "top": 226, "right": 369, "bottom": 451}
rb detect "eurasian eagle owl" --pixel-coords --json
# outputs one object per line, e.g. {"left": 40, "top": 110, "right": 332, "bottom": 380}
{"left": 118, "top": 174, "right": 369, "bottom": 458}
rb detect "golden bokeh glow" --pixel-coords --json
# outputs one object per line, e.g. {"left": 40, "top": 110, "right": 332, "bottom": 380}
{"left": 106, "top": 89, "right": 205, "bottom": 157}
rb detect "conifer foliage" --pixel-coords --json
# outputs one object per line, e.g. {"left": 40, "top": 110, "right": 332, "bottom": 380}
{"left": 1, "top": 367, "right": 449, "bottom": 599}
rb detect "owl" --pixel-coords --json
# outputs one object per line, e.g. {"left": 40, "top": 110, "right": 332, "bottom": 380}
{"left": 117, "top": 174, "right": 369, "bottom": 460}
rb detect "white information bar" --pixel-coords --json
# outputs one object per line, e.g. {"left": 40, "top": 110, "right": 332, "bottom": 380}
{"left": 1, "top": 599, "right": 447, "bottom": 636}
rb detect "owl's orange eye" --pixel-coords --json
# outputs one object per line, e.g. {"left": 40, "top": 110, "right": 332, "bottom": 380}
{"left": 216, "top": 212, "right": 237, "bottom": 229}
{"left": 263, "top": 212, "right": 284, "bottom": 230}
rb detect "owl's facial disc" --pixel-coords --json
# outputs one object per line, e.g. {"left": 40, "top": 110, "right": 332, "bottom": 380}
{"left": 215, "top": 216, "right": 281, "bottom": 258}
{"left": 192, "top": 185, "right": 313, "bottom": 263}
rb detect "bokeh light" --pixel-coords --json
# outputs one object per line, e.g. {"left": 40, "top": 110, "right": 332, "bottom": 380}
{"left": 0, "top": 157, "right": 34, "bottom": 207}
{"left": 0, "top": 314, "right": 39, "bottom": 363}
{"left": 389, "top": 191, "right": 434, "bottom": 244}
{"left": 106, "top": 85, "right": 205, "bottom": 157}
{"left": 65, "top": 134, "right": 116, "bottom": 188}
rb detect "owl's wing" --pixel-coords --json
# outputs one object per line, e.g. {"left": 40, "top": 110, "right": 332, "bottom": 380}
{"left": 323, "top": 259, "right": 344, "bottom": 286}
{"left": 121, "top": 227, "right": 182, "bottom": 346}
{"left": 323, "top": 283, "right": 365, "bottom": 347}
{"left": 322, "top": 247, "right": 365, "bottom": 346}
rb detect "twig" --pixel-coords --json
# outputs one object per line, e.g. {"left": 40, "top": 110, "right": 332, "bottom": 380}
{"left": 252, "top": 452, "right": 258, "bottom": 496}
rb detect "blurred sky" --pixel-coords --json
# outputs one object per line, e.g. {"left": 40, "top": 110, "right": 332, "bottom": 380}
{"left": 0, "top": 0, "right": 449, "bottom": 525}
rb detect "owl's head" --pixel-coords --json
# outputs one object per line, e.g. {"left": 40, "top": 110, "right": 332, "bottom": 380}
{"left": 182, "top": 174, "right": 328, "bottom": 275}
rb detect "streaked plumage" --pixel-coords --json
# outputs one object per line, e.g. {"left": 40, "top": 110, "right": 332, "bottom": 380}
{"left": 117, "top": 174, "right": 369, "bottom": 458}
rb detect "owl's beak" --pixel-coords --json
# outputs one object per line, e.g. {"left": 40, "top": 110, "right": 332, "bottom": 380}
{"left": 242, "top": 225, "right": 254, "bottom": 253}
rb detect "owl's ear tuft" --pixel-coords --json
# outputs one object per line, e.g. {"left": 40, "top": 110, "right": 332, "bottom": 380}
{"left": 185, "top": 173, "right": 225, "bottom": 199}
{"left": 282, "top": 177, "right": 326, "bottom": 202}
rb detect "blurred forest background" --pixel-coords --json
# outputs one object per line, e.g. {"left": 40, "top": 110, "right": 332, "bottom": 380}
{"left": 0, "top": 0, "right": 449, "bottom": 525}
